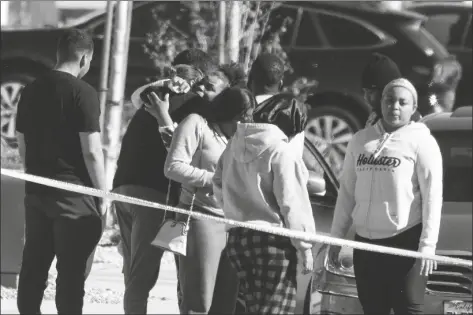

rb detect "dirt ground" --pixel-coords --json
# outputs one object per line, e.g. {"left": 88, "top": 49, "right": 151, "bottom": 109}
{"left": 1, "top": 228, "right": 181, "bottom": 314}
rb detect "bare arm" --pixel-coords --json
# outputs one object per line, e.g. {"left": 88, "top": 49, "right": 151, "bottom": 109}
{"left": 330, "top": 139, "right": 357, "bottom": 239}
{"left": 79, "top": 132, "right": 106, "bottom": 192}
{"left": 416, "top": 135, "right": 443, "bottom": 255}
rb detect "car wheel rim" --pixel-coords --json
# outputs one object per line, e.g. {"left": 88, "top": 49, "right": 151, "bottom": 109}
{"left": 305, "top": 115, "right": 355, "bottom": 177}
{"left": 1, "top": 81, "right": 24, "bottom": 150}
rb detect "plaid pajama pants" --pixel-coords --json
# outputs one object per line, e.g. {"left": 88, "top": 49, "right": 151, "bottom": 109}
{"left": 226, "top": 227, "right": 298, "bottom": 315}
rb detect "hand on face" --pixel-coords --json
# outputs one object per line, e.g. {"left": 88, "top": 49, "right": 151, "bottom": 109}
{"left": 167, "top": 76, "right": 191, "bottom": 94}
{"left": 381, "top": 86, "right": 417, "bottom": 129}
{"left": 145, "top": 92, "right": 169, "bottom": 119}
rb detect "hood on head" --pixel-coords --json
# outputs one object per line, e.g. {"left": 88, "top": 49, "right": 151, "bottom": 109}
{"left": 230, "top": 123, "right": 288, "bottom": 163}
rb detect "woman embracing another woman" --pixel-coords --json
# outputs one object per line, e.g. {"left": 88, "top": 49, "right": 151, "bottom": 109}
{"left": 163, "top": 77, "right": 257, "bottom": 314}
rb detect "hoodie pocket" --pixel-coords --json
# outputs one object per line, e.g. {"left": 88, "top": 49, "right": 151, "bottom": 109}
{"left": 351, "top": 202, "right": 368, "bottom": 228}
{"left": 366, "top": 201, "right": 400, "bottom": 234}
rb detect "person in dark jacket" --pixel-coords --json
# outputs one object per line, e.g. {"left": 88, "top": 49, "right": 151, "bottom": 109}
{"left": 112, "top": 49, "right": 215, "bottom": 314}
{"left": 362, "top": 53, "right": 422, "bottom": 127}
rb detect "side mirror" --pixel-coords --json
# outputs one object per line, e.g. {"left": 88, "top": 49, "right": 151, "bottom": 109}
{"left": 308, "top": 171, "right": 337, "bottom": 209}
{"left": 307, "top": 171, "right": 326, "bottom": 196}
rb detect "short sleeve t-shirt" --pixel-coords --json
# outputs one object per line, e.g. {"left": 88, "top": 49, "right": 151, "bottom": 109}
{"left": 16, "top": 70, "right": 100, "bottom": 196}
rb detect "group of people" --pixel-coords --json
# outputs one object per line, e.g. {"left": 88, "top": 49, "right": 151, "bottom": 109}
{"left": 14, "top": 27, "right": 448, "bottom": 315}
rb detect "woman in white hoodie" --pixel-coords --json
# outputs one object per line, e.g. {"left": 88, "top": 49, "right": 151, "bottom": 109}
{"left": 213, "top": 94, "right": 316, "bottom": 314}
{"left": 330, "top": 78, "right": 443, "bottom": 315}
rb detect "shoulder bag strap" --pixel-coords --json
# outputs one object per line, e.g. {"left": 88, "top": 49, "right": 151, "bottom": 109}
{"left": 184, "top": 117, "right": 205, "bottom": 227}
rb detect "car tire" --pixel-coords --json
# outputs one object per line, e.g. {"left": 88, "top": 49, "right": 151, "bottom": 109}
{"left": 305, "top": 104, "right": 363, "bottom": 177}
{"left": 1, "top": 72, "right": 36, "bottom": 150}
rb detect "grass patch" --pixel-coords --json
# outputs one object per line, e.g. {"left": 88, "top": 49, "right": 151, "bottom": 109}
{"left": 0, "top": 144, "right": 22, "bottom": 170}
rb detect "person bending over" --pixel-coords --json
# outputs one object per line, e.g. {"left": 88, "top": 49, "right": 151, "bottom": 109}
{"left": 214, "top": 94, "right": 316, "bottom": 314}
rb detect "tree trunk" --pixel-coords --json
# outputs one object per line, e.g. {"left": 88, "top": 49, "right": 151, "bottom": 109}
{"left": 218, "top": 1, "right": 226, "bottom": 64}
{"left": 98, "top": 1, "right": 115, "bottom": 131}
{"left": 1, "top": 1, "right": 10, "bottom": 26}
{"left": 189, "top": 1, "right": 208, "bottom": 51}
{"left": 103, "top": 0, "right": 132, "bottom": 192}
{"left": 228, "top": 1, "right": 241, "bottom": 63}
{"left": 102, "top": 0, "right": 133, "bottom": 227}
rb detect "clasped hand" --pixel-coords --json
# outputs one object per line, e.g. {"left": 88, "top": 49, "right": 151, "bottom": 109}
{"left": 143, "top": 76, "right": 191, "bottom": 119}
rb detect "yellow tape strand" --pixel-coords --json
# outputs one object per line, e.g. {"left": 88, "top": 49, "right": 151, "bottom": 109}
{"left": 1, "top": 168, "right": 471, "bottom": 268}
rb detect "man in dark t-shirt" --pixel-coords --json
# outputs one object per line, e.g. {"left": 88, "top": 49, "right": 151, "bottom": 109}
{"left": 15, "top": 29, "right": 105, "bottom": 314}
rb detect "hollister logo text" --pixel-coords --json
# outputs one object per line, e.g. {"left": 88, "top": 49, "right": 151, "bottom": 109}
{"left": 356, "top": 154, "right": 401, "bottom": 168}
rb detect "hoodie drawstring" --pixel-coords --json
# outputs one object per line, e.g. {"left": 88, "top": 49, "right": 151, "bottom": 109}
{"left": 373, "top": 133, "right": 392, "bottom": 159}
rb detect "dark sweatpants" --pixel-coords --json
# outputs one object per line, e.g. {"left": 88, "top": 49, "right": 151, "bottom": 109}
{"left": 85, "top": 213, "right": 107, "bottom": 279}
{"left": 114, "top": 185, "right": 177, "bottom": 314}
{"left": 176, "top": 205, "right": 239, "bottom": 314}
{"left": 353, "top": 224, "right": 427, "bottom": 315}
{"left": 17, "top": 194, "right": 102, "bottom": 314}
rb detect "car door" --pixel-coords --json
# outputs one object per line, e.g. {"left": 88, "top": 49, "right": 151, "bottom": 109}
{"left": 303, "top": 137, "right": 339, "bottom": 234}
{"left": 296, "top": 137, "right": 340, "bottom": 313}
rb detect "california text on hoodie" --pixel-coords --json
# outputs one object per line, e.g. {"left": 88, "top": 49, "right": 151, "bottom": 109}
{"left": 164, "top": 113, "right": 228, "bottom": 216}
{"left": 330, "top": 120, "right": 443, "bottom": 255}
{"left": 213, "top": 122, "right": 316, "bottom": 250}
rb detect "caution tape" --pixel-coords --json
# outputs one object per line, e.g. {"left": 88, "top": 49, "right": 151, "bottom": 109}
{"left": 1, "top": 168, "right": 471, "bottom": 268}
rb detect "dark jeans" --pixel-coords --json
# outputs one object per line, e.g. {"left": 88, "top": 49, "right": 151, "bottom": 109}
{"left": 176, "top": 205, "right": 239, "bottom": 314}
{"left": 17, "top": 194, "right": 102, "bottom": 314}
{"left": 114, "top": 185, "right": 176, "bottom": 314}
{"left": 85, "top": 214, "right": 107, "bottom": 279}
{"left": 353, "top": 224, "right": 427, "bottom": 315}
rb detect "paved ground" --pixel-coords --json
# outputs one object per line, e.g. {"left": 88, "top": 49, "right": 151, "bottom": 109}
{"left": 1, "top": 253, "right": 180, "bottom": 314}
{"left": 1, "top": 254, "right": 313, "bottom": 314}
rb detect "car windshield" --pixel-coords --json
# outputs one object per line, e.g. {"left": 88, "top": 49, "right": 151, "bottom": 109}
{"left": 62, "top": 10, "right": 105, "bottom": 28}
{"left": 432, "top": 130, "right": 472, "bottom": 202}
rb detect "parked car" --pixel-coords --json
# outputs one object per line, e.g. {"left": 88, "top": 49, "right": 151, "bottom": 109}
{"left": 0, "top": 1, "right": 454, "bottom": 176}
{"left": 407, "top": 1, "right": 472, "bottom": 108}
{"left": 305, "top": 106, "right": 473, "bottom": 314}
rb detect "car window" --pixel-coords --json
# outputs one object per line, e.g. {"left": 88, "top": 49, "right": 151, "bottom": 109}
{"left": 316, "top": 12, "right": 383, "bottom": 48}
{"left": 465, "top": 19, "right": 472, "bottom": 48}
{"left": 432, "top": 130, "right": 472, "bottom": 202}
{"left": 266, "top": 6, "right": 298, "bottom": 47}
{"left": 422, "top": 13, "right": 465, "bottom": 47}
{"left": 295, "top": 11, "right": 323, "bottom": 47}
